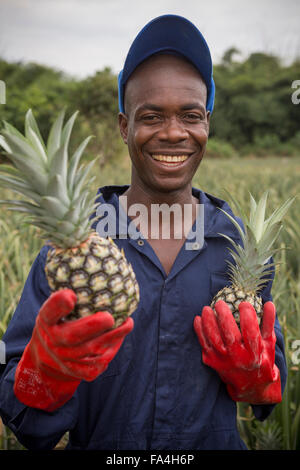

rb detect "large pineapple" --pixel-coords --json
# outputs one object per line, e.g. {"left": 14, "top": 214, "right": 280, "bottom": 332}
{"left": 211, "top": 190, "right": 294, "bottom": 326}
{"left": 0, "top": 109, "right": 139, "bottom": 326}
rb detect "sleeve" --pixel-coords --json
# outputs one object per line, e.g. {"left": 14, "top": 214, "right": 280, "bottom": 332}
{"left": 0, "top": 246, "right": 79, "bottom": 450}
{"left": 251, "top": 260, "right": 287, "bottom": 421}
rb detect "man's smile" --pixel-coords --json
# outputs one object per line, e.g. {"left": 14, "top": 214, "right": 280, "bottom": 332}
{"left": 152, "top": 154, "right": 189, "bottom": 162}
{"left": 149, "top": 153, "right": 192, "bottom": 168}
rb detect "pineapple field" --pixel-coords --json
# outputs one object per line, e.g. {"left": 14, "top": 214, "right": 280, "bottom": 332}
{"left": 0, "top": 153, "right": 299, "bottom": 450}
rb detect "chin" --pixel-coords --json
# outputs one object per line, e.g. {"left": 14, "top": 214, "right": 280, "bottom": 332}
{"left": 151, "top": 178, "right": 190, "bottom": 195}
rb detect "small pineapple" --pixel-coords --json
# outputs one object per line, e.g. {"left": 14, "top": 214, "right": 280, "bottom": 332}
{"left": 0, "top": 109, "right": 139, "bottom": 326}
{"left": 211, "top": 190, "right": 294, "bottom": 326}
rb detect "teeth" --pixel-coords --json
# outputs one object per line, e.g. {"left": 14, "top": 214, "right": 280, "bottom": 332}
{"left": 152, "top": 155, "right": 188, "bottom": 162}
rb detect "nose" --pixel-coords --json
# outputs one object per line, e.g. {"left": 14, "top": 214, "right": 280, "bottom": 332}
{"left": 157, "top": 117, "right": 189, "bottom": 143}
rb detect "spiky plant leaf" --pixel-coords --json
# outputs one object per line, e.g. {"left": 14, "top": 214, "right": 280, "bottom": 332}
{"left": 264, "top": 197, "right": 295, "bottom": 232}
{"left": 47, "top": 174, "right": 70, "bottom": 208}
{"left": 25, "top": 109, "right": 45, "bottom": 146}
{"left": 61, "top": 110, "right": 79, "bottom": 148}
{"left": 252, "top": 190, "right": 268, "bottom": 242}
{"left": 46, "top": 109, "right": 65, "bottom": 160}
{"left": 218, "top": 191, "right": 295, "bottom": 292}
{"left": 211, "top": 190, "right": 295, "bottom": 325}
{"left": 67, "top": 135, "right": 94, "bottom": 193}
{"left": 253, "top": 420, "right": 283, "bottom": 450}
{"left": 3, "top": 120, "right": 28, "bottom": 142}
{"left": 40, "top": 196, "right": 68, "bottom": 219}
{"left": 25, "top": 126, "right": 48, "bottom": 165}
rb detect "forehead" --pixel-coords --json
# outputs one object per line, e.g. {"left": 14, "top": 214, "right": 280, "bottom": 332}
{"left": 124, "top": 54, "right": 207, "bottom": 113}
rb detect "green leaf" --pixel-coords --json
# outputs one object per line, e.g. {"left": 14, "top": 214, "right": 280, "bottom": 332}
{"left": 252, "top": 190, "right": 268, "bottom": 242}
{"left": 37, "top": 214, "right": 65, "bottom": 228}
{"left": 46, "top": 109, "right": 65, "bottom": 160}
{"left": 41, "top": 196, "right": 67, "bottom": 218}
{"left": 218, "top": 207, "right": 246, "bottom": 243}
{"left": 49, "top": 141, "right": 68, "bottom": 187}
{"left": 0, "top": 164, "right": 22, "bottom": 177}
{"left": 56, "top": 220, "right": 77, "bottom": 236}
{"left": 25, "top": 126, "right": 48, "bottom": 167}
{"left": 72, "top": 158, "right": 97, "bottom": 201}
{"left": 264, "top": 196, "right": 296, "bottom": 230}
{"left": 221, "top": 188, "right": 249, "bottom": 224}
{"left": 3, "top": 121, "right": 27, "bottom": 142}
{"left": 62, "top": 199, "right": 78, "bottom": 218}
{"left": 25, "top": 109, "right": 46, "bottom": 151}
{"left": 257, "top": 221, "right": 282, "bottom": 255}
{"left": 47, "top": 174, "right": 70, "bottom": 207}
{"left": 0, "top": 202, "right": 37, "bottom": 214}
{"left": 61, "top": 110, "right": 79, "bottom": 147}
{"left": 0, "top": 135, "right": 12, "bottom": 153}
{"left": 67, "top": 135, "right": 93, "bottom": 193}
{"left": 0, "top": 174, "right": 42, "bottom": 204}
{"left": 1, "top": 130, "right": 42, "bottom": 165}
{"left": 249, "top": 192, "right": 257, "bottom": 227}
{"left": 0, "top": 133, "right": 47, "bottom": 193}
{"left": 0, "top": 199, "right": 43, "bottom": 215}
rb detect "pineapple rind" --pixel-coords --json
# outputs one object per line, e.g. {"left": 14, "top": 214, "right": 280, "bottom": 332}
{"left": 45, "top": 232, "right": 140, "bottom": 326}
{"left": 211, "top": 286, "right": 263, "bottom": 325}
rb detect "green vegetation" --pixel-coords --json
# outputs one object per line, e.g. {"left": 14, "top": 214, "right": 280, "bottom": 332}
{"left": 1, "top": 49, "right": 300, "bottom": 161}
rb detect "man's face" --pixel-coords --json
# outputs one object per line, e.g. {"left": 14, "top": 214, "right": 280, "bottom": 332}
{"left": 119, "top": 54, "right": 210, "bottom": 194}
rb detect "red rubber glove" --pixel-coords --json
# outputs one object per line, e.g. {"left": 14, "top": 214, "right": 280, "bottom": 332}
{"left": 14, "top": 289, "right": 134, "bottom": 412}
{"left": 194, "top": 300, "right": 282, "bottom": 404}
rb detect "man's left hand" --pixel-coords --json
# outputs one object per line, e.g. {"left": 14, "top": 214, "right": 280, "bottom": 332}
{"left": 194, "top": 300, "right": 282, "bottom": 404}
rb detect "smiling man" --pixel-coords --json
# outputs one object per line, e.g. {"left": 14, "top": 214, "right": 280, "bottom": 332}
{"left": 0, "top": 15, "right": 286, "bottom": 451}
{"left": 118, "top": 52, "right": 210, "bottom": 275}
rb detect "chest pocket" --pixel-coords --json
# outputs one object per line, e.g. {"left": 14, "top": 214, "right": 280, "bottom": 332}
{"left": 210, "top": 271, "right": 231, "bottom": 299}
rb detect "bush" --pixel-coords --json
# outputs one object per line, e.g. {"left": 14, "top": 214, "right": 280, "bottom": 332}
{"left": 205, "top": 138, "right": 238, "bottom": 158}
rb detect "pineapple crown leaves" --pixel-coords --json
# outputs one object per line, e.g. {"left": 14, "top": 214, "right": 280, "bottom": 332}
{"left": 218, "top": 189, "right": 295, "bottom": 293}
{"left": 0, "top": 109, "right": 99, "bottom": 248}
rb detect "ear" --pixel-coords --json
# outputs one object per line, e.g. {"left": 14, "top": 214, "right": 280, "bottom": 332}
{"left": 206, "top": 110, "right": 210, "bottom": 126}
{"left": 118, "top": 112, "right": 128, "bottom": 144}
{"left": 206, "top": 110, "right": 210, "bottom": 136}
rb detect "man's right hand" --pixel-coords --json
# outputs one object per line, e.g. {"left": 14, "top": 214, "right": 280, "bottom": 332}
{"left": 14, "top": 289, "right": 134, "bottom": 412}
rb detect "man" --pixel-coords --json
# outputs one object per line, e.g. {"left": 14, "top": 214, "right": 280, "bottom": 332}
{"left": 0, "top": 15, "right": 286, "bottom": 450}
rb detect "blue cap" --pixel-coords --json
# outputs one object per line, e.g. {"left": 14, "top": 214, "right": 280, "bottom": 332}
{"left": 118, "top": 14, "right": 215, "bottom": 114}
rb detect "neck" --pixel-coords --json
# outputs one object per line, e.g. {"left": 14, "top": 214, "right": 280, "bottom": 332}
{"left": 123, "top": 181, "right": 197, "bottom": 208}
{"left": 120, "top": 181, "right": 199, "bottom": 241}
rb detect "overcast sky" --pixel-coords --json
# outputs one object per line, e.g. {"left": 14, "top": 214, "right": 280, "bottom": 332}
{"left": 0, "top": 0, "right": 299, "bottom": 79}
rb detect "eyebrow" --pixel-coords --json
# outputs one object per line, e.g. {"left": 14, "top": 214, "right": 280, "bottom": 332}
{"left": 136, "top": 102, "right": 206, "bottom": 113}
{"left": 136, "top": 103, "right": 164, "bottom": 113}
{"left": 180, "top": 103, "right": 206, "bottom": 113}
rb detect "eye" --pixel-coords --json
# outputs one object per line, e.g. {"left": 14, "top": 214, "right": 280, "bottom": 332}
{"left": 141, "top": 114, "right": 161, "bottom": 122}
{"left": 183, "top": 113, "right": 204, "bottom": 122}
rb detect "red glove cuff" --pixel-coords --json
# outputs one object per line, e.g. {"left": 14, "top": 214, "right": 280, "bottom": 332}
{"left": 14, "top": 341, "right": 80, "bottom": 412}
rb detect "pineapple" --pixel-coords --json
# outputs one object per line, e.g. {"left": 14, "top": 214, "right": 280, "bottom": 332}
{"left": 211, "top": 190, "right": 294, "bottom": 326}
{"left": 0, "top": 109, "right": 139, "bottom": 326}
